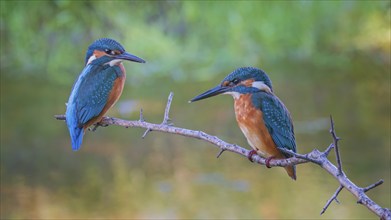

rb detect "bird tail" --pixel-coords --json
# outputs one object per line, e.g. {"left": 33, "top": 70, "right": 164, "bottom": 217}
{"left": 66, "top": 107, "right": 84, "bottom": 151}
{"left": 68, "top": 126, "right": 84, "bottom": 151}
{"left": 285, "top": 165, "right": 297, "bottom": 180}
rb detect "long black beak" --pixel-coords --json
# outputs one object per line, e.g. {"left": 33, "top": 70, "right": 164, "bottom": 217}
{"left": 115, "top": 51, "right": 146, "bottom": 63}
{"left": 189, "top": 85, "right": 230, "bottom": 103}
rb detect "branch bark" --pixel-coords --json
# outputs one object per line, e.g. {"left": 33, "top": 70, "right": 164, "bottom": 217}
{"left": 55, "top": 92, "right": 391, "bottom": 219}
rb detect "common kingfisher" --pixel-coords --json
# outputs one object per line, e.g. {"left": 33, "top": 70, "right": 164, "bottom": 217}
{"left": 66, "top": 38, "right": 145, "bottom": 151}
{"left": 190, "top": 67, "right": 296, "bottom": 180}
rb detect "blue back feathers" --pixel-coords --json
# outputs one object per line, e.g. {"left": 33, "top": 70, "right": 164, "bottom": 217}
{"left": 252, "top": 93, "right": 296, "bottom": 155}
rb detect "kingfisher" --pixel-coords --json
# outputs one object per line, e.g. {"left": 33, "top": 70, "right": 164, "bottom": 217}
{"left": 65, "top": 38, "right": 145, "bottom": 151}
{"left": 190, "top": 67, "right": 296, "bottom": 180}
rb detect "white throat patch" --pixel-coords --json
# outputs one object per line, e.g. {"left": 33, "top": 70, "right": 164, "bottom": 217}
{"left": 87, "top": 55, "right": 97, "bottom": 65}
{"left": 106, "top": 59, "right": 123, "bottom": 66}
{"left": 224, "top": 91, "right": 241, "bottom": 99}
{"left": 252, "top": 81, "right": 272, "bottom": 93}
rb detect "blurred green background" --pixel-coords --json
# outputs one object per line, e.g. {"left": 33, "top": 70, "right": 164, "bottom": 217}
{"left": 1, "top": 1, "right": 390, "bottom": 219}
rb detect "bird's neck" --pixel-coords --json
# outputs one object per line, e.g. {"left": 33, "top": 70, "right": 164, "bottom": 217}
{"left": 118, "top": 63, "right": 126, "bottom": 75}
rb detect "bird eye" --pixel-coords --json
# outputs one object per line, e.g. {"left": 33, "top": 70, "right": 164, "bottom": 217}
{"left": 223, "top": 79, "right": 240, "bottom": 87}
{"left": 104, "top": 49, "right": 115, "bottom": 55}
{"left": 232, "top": 78, "right": 240, "bottom": 84}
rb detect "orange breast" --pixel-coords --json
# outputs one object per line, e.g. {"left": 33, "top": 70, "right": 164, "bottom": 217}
{"left": 234, "top": 94, "right": 285, "bottom": 159}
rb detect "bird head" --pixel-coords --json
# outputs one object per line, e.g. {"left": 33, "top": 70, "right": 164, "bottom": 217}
{"left": 190, "top": 67, "right": 273, "bottom": 102}
{"left": 84, "top": 38, "right": 145, "bottom": 66}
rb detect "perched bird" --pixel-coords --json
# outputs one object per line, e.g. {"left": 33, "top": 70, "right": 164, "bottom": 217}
{"left": 190, "top": 67, "right": 296, "bottom": 180}
{"left": 66, "top": 38, "right": 145, "bottom": 151}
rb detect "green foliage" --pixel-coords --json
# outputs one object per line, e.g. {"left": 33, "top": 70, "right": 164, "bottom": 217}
{"left": 1, "top": 1, "right": 389, "bottom": 83}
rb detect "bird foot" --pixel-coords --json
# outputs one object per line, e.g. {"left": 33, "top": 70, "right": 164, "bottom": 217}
{"left": 89, "top": 122, "right": 108, "bottom": 132}
{"left": 247, "top": 150, "right": 258, "bottom": 162}
{"left": 265, "top": 156, "right": 276, "bottom": 168}
{"left": 89, "top": 124, "right": 99, "bottom": 132}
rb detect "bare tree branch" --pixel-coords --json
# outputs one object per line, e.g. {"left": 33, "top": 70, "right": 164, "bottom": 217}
{"left": 54, "top": 92, "right": 391, "bottom": 219}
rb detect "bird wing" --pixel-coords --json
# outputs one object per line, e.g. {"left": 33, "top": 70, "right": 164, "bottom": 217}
{"left": 70, "top": 64, "right": 120, "bottom": 126}
{"left": 253, "top": 92, "right": 296, "bottom": 156}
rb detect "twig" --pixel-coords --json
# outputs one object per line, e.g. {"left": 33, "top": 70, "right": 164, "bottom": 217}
{"left": 141, "top": 92, "right": 174, "bottom": 139}
{"left": 141, "top": 128, "right": 152, "bottom": 139}
{"left": 139, "top": 108, "right": 145, "bottom": 122}
{"left": 322, "top": 143, "right": 335, "bottom": 157}
{"left": 216, "top": 148, "right": 226, "bottom": 158}
{"left": 321, "top": 185, "right": 344, "bottom": 215}
{"left": 139, "top": 108, "right": 151, "bottom": 138}
{"left": 330, "top": 115, "right": 343, "bottom": 175}
{"left": 162, "top": 92, "right": 174, "bottom": 125}
{"left": 54, "top": 93, "right": 390, "bottom": 219}
{"left": 279, "top": 148, "right": 321, "bottom": 164}
{"left": 363, "top": 179, "right": 384, "bottom": 193}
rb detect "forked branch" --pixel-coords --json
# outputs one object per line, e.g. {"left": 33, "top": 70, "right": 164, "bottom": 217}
{"left": 55, "top": 92, "right": 390, "bottom": 219}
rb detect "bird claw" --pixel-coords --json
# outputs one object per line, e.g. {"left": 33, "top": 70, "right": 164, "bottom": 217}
{"left": 89, "top": 122, "right": 108, "bottom": 132}
{"left": 89, "top": 124, "right": 99, "bottom": 132}
{"left": 248, "top": 152, "right": 275, "bottom": 168}
{"left": 265, "top": 156, "right": 276, "bottom": 168}
{"left": 247, "top": 150, "right": 258, "bottom": 162}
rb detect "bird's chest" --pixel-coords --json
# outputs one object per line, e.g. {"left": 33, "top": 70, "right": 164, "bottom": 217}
{"left": 234, "top": 94, "right": 256, "bottom": 126}
{"left": 233, "top": 94, "right": 276, "bottom": 157}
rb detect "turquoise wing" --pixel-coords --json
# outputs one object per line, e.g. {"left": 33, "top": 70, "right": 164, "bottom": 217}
{"left": 252, "top": 93, "right": 296, "bottom": 156}
{"left": 69, "top": 64, "right": 120, "bottom": 127}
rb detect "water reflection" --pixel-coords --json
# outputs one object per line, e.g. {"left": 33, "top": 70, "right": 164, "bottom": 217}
{"left": 195, "top": 173, "right": 250, "bottom": 192}
{"left": 117, "top": 99, "right": 139, "bottom": 116}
